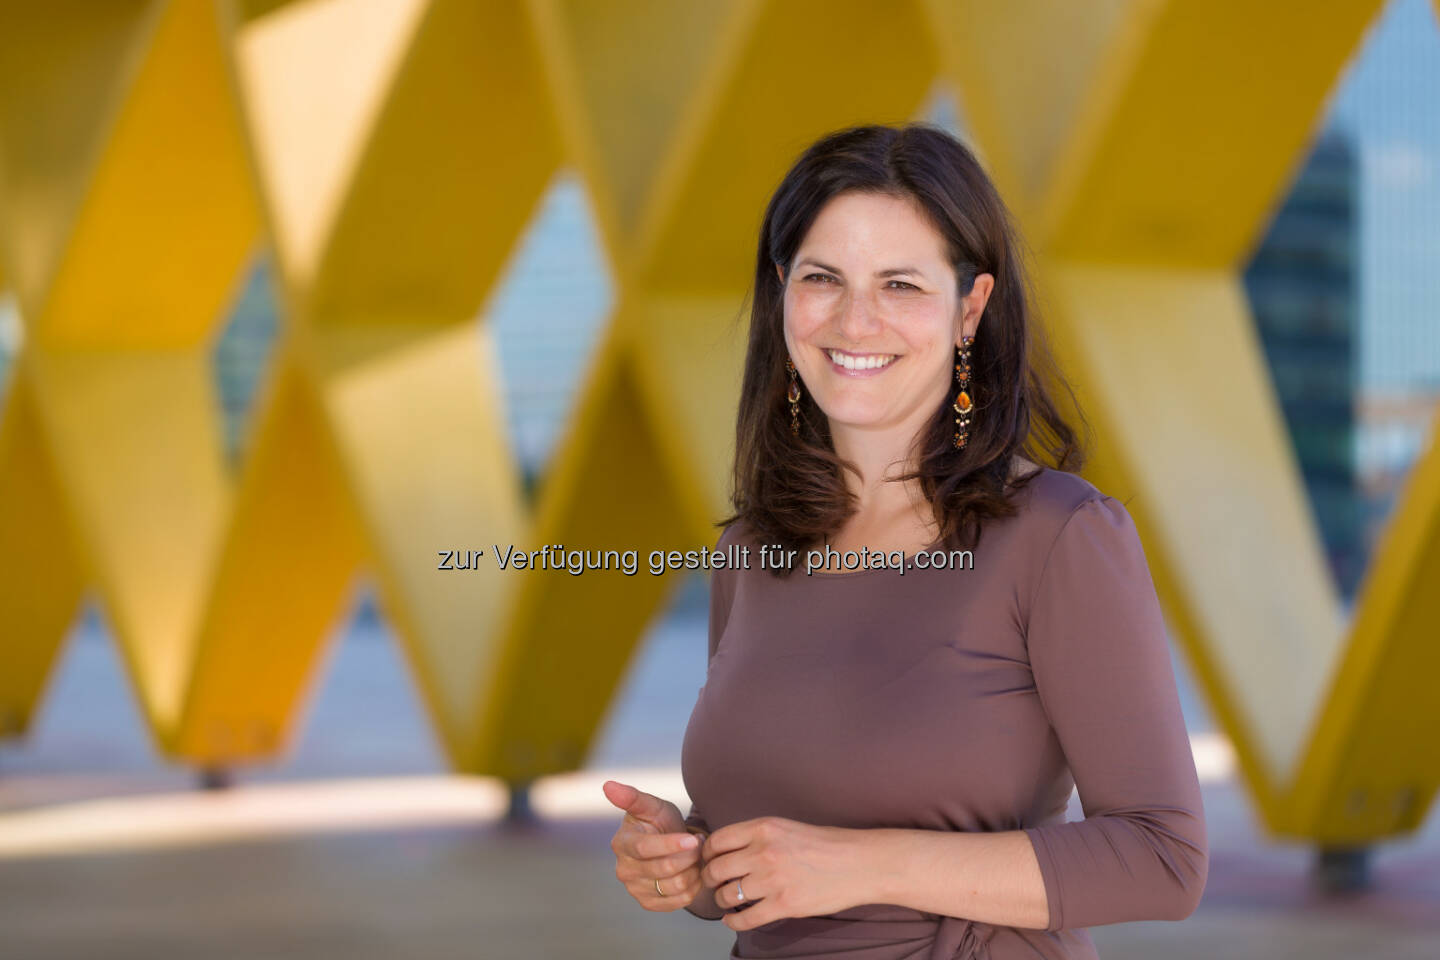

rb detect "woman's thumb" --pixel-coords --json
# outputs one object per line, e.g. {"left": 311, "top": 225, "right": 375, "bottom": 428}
{"left": 602, "top": 779, "right": 638, "bottom": 811}
{"left": 602, "top": 780, "right": 665, "bottom": 825}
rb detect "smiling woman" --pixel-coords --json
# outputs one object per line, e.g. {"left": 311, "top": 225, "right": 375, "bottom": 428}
{"left": 732, "top": 124, "right": 1085, "bottom": 568}
{"left": 603, "top": 123, "right": 1207, "bottom": 960}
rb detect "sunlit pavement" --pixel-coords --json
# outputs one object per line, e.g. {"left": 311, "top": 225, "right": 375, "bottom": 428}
{"left": 1, "top": 613, "right": 1437, "bottom": 958}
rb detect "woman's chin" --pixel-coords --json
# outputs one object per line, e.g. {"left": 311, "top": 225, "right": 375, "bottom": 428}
{"left": 817, "top": 405, "right": 895, "bottom": 431}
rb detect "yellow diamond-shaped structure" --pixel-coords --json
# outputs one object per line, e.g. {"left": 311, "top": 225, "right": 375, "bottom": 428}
{"left": 0, "top": 0, "right": 1435, "bottom": 849}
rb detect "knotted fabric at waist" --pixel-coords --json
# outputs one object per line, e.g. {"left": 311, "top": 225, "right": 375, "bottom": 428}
{"left": 730, "top": 904, "right": 996, "bottom": 960}
{"left": 933, "top": 914, "right": 997, "bottom": 960}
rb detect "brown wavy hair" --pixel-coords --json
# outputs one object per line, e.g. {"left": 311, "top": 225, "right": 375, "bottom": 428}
{"left": 719, "top": 122, "right": 1089, "bottom": 576}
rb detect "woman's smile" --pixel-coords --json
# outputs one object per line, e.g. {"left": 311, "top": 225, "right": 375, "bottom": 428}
{"left": 824, "top": 347, "right": 900, "bottom": 377}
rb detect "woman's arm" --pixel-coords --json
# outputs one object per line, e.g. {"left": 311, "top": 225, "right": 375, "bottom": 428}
{"left": 1016, "top": 496, "right": 1207, "bottom": 929}
{"left": 864, "top": 497, "right": 1207, "bottom": 932}
{"left": 853, "top": 827, "right": 1048, "bottom": 929}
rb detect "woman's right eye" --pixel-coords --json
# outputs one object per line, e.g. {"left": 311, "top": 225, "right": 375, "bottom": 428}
{"left": 803, "top": 273, "right": 837, "bottom": 283}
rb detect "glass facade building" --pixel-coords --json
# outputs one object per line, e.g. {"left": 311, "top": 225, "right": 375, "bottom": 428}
{"left": 1243, "top": 128, "right": 1367, "bottom": 601}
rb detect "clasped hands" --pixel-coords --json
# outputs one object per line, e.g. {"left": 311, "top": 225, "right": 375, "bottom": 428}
{"left": 604, "top": 779, "right": 871, "bottom": 931}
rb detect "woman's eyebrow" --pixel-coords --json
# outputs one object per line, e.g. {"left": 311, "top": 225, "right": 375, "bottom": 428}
{"left": 795, "top": 258, "right": 928, "bottom": 280}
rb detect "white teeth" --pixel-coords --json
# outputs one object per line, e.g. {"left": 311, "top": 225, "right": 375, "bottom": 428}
{"left": 826, "top": 349, "right": 897, "bottom": 371}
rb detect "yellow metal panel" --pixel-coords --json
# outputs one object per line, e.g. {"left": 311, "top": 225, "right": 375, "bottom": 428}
{"left": 314, "top": 321, "right": 527, "bottom": 765}
{"left": 529, "top": 0, "right": 754, "bottom": 249}
{"left": 218, "top": 0, "right": 559, "bottom": 769}
{"left": 26, "top": 347, "right": 231, "bottom": 733}
{"left": 635, "top": 0, "right": 940, "bottom": 295}
{"left": 628, "top": 294, "right": 748, "bottom": 524}
{"left": 307, "top": 0, "right": 564, "bottom": 324}
{"left": 0, "top": 0, "right": 158, "bottom": 323}
{"left": 227, "top": 0, "right": 430, "bottom": 290}
{"left": 918, "top": 0, "right": 1141, "bottom": 229}
{"left": 0, "top": 0, "right": 264, "bottom": 748}
{"left": 1042, "top": 0, "right": 1383, "bottom": 266}
{"left": 1291, "top": 407, "right": 1440, "bottom": 841}
{"left": 232, "top": 0, "right": 307, "bottom": 25}
{"left": 1040, "top": 263, "right": 1343, "bottom": 813}
{"left": 480, "top": 324, "right": 693, "bottom": 778}
{"left": 929, "top": 0, "right": 1385, "bottom": 265}
{"left": 172, "top": 350, "right": 367, "bottom": 762}
{"left": 39, "top": 0, "right": 261, "bottom": 348}
{"left": 0, "top": 361, "right": 88, "bottom": 740}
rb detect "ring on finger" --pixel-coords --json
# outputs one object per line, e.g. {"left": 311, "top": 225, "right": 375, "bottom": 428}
{"left": 655, "top": 877, "right": 665, "bottom": 897}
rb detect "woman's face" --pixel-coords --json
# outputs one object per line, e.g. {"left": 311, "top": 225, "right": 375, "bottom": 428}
{"left": 779, "top": 190, "right": 993, "bottom": 441}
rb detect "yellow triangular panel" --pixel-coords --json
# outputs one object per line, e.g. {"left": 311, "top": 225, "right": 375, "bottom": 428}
{"left": 0, "top": 363, "right": 88, "bottom": 739}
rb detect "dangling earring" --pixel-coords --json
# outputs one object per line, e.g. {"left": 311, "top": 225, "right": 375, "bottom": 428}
{"left": 953, "top": 337, "right": 974, "bottom": 449}
{"left": 785, "top": 357, "right": 801, "bottom": 436}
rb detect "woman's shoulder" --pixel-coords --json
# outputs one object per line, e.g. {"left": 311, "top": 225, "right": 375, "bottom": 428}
{"left": 1010, "top": 463, "right": 1119, "bottom": 538}
{"left": 711, "top": 517, "right": 758, "bottom": 557}
{"left": 1014, "top": 467, "right": 1156, "bottom": 593}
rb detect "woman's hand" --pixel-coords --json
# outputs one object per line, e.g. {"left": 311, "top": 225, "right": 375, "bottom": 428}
{"left": 603, "top": 779, "right": 706, "bottom": 912}
{"left": 701, "top": 816, "right": 869, "bottom": 931}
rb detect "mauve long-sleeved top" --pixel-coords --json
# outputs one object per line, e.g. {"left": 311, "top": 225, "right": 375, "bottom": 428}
{"left": 680, "top": 467, "right": 1208, "bottom": 959}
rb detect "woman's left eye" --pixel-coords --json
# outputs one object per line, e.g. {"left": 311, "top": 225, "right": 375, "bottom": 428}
{"left": 887, "top": 280, "right": 918, "bottom": 290}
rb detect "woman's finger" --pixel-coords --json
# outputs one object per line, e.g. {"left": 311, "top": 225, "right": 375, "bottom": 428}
{"left": 723, "top": 895, "right": 775, "bottom": 930}
{"left": 632, "top": 848, "right": 701, "bottom": 879}
{"left": 714, "top": 870, "right": 766, "bottom": 911}
{"left": 617, "top": 847, "right": 701, "bottom": 882}
{"left": 628, "top": 871, "right": 700, "bottom": 904}
{"left": 640, "top": 831, "right": 699, "bottom": 858}
{"left": 621, "top": 830, "right": 699, "bottom": 861}
{"left": 700, "top": 848, "right": 746, "bottom": 892}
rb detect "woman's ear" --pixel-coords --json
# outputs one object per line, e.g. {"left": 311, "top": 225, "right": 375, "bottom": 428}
{"left": 959, "top": 273, "right": 995, "bottom": 339}
{"left": 775, "top": 262, "right": 784, "bottom": 284}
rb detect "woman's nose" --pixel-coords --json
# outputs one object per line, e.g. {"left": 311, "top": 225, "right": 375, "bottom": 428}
{"left": 836, "top": 288, "right": 883, "bottom": 340}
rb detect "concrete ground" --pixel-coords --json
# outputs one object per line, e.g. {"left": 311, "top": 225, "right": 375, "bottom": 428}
{"left": 1, "top": 596, "right": 1437, "bottom": 959}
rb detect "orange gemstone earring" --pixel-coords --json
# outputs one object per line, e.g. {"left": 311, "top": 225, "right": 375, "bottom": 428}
{"left": 785, "top": 357, "right": 802, "bottom": 436}
{"left": 953, "top": 337, "right": 974, "bottom": 449}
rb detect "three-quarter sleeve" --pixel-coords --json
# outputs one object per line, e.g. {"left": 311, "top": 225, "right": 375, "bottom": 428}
{"left": 1020, "top": 496, "right": 1208, "bottom": 931}
{"left": 683, "top": 525, "right": 739, "bottom": 838}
